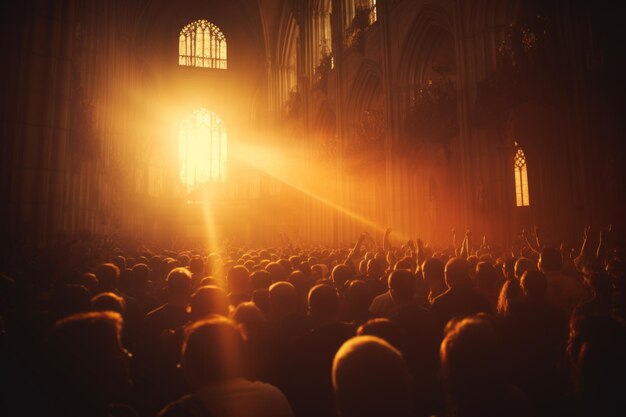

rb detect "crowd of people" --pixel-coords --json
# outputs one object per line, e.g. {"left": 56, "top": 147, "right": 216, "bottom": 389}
{"left": 1, "top": 226, "right": 625, "bottom": 417}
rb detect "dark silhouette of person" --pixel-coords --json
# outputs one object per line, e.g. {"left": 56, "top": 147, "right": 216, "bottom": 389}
{"left": 503, "top": 270, "right": 569, "bottom": 408}
{"left": 158, "top": 317, "right": 294, "bottom": 417}
{"left": 226, "top": 265, "right": 251, "bottom": 308}
{"left": 440, "top": 316, "right": 530, "bottom": 417}
{"left": 332, "top": 335, "right": 414, "bottom": 417}
{"left": 282, "top": 284, "right": 356, "bottom": 417}
{"left": 430, "top": 258, "right": 492, "bottom": 331}
{"left": 190, "top": 285, "right": 230, "bottom": 321}
{"left": 46, "top": 311, "right": 134, "bottom": 417}
{"left": 561, "top": 315, "right": 626, "bottom": 417}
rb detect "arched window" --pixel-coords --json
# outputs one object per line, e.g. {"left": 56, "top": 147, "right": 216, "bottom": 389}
{"left": 179, "top": 20, "right": 227, "bottom": 69}
{"left": 179, "top": 109, "right": 227, "bottom": 193}
{"left": 514, "top": 141, "right": 530, "bottom": 207}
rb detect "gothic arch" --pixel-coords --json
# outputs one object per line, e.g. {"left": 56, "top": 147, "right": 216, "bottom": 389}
{"left": 346, "top": 60, "right": 384, "bottom": 128}
{"left": 397, "top": 5, "right": 454, "bottom": 89}
{"left": 275, "top": 7, "right": 300, "bottom": 108}
{"left": 312, "top": 99, "right": 336, "bottom": 139}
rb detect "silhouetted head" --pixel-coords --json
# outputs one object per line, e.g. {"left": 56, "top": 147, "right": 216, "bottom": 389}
{"left": 289, "top": 255, "right": 302, "bottom": 269}
{"left": 584, "top": 272, "right": 613, "bottom": 298}
{"left": 514, "top": 257, "right": 536, "bottom": 280}
{"left": 367, "top": 258, "right": 384, "bottom": 280}
{"left": 252, "top": 288, "right": 271, "bottom": 314}
{"left": 131, "top": 263, "right": 150, "bottom": 292}
{"left": 568, "top": 315, "right": 626, "bottom": 412}
{"left": 358, "top": 259, "right": 368, "bottom": 275}
{"left": 227, "top": 265, "right": 250, "bottom": 295}
{"left": 308, "top": 284, "right": 339, "bottom": 323}
{"left": 52, "top": 284, "right": 91, "bottom": 319}
{"left": 232, "top": 301, "right": 267, "bottom": 339}
{"left": 91, "top": 292, "right": 125, "bottom": 315}
{"left": 47, "top": 312, "right": 131, "bottom": 410}
{"left": 80, "top": 273, "right": 99, "bottom": 294}
{"left": 539, "top": 248, "right": 562, "bottom": 273}
{"left": 357, "top": 318, "right": 406, "bottom": 352}
{"left": 266, "top": 262, "right": 288, "bottom": 282}
{"left": 182, "top": 317, "right": 244, "bottom": 389}
{"left": 166, "top": 267, "right": 192, "bottom": 303}
{"left": 190, "top": 285, "right": 230, "bottom": 320}
{"left": 496, "top": 280, "right": 523, "bottom": 318}
{"left": 332, "top": 264, "right": 353, "bottom": 290}
{"left": 422, "top": 258, "right": 445, "bottom": 287}
{"left": 199, "top": 276, "right": 224, "bottom": 289}
{"left": 345, "top": 280, "right": 372, "bottom": 318}
{"left": 466, "top": 255, "right": 479, "bottom": 277}
{"left": 111, "top": 256, "right": 126, "bottom": 272}
{"left": 503, "top": 257, "right": 517, "bottom": 281}
{"left": 189, "top": 256, "right": 204, "bottom": 275}
{"left": 250, "top": 270, "right": 272, "bottom": 290}
{"left": 288, "top": 270, "right": 308, "bottom": 298}
{"left": 269, "top": 281, "right": 298, "bottom": 318}
{"left": 475, "top": 262, "right": 499, "bottom": 291}
{"left": 393, "top": 256, "right": 413, "bottom": 271}
{"left": 118, "top": 268, "right": 134, "bottom": 294}
{"left": 440, "top": 316, "right": 500, "bottom": 395}
{"left": 520, "top": 270, "right": 547, "bottom": 300}
{"left": 445, "top": 257, "right": 470, "bottom": 289}
{"left": 333, "top": 335, "right": 413, "bottom": 417}
{"left": 95, "top": 263, "right": 120, "bottom": 292}
{"left": 388, "top": 269, "right": 416, "bottom": 305}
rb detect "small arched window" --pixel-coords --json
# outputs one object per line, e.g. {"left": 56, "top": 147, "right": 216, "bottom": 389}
{"left": 514, "top": 141, "right": 530, "bottom": 207}
{"left": 179, "top": 20, "right": 227, "bottom": 69}
{"left": 179, "top": 108, "right": 227, "bottom": 193}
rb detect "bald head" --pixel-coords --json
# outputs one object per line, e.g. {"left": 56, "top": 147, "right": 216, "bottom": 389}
{"left": 269, "top": 281, "right": 298, "bottom": 317}
{"left": 308, "top": 284, "right": 339, "bottom": 321}
{"left": 333, "top": 336, "right": 413, "bottom": 417}
{"left": 445, "top": 257, "right": 470, "bottom": 289}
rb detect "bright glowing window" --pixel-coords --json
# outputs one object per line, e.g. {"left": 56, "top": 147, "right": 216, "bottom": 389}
{"left": 371, "top": 0, "right": 377, "bottom": 23}
{"left": 179, "top": 109, "right": 227, "bottom": 193}
{"left": 514, "top": 141, "right": 530, "bottom": 207}
{"left": 179, "top": 20, "right": 227, "bottom": 69}
{"left": 357, "top": 0, "right": 377, "bottom": 23}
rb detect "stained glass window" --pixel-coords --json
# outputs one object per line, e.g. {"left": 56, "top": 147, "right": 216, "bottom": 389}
{"left": 179, "top": 20, "right": 227, "bottom": 69}
{"left": 514, "top": 141, "right": 530, "bottom": 207}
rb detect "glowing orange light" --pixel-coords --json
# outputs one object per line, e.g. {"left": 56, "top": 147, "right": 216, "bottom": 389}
{"left": 179, "top": 108, "right": 227, "bottom": 193}
{"left": 514, "top": 142, "right": 530, "bottom": 207}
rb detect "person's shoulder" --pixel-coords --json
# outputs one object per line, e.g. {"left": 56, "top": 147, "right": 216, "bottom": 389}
{"left": 247, "top": 380, "right": 293, "bottom": 408}
{"left": 145, "top": 303, "right": 168, "bottom": 320}
{"left": 431, "top": 289, "right": 452, "bottom": 306}
{"left": 158, "top": 395, "right": 211, "bottom": 417}
{"left": 371, "top": 291, "right": 391, "bottom": 303}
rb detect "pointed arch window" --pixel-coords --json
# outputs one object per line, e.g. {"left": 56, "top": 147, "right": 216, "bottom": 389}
{"left": 514, "top": 141, "right": 530, "bottom": 207}
{"left": 179, "top": 20, "right": 227, "bottom": 69}
{"left": 179, "top": 109, "right": 227, "bottom": 193}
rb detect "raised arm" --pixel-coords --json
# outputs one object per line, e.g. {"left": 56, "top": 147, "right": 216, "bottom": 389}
{"left": 364, "top": 231, "right": 377, "bottom": 251}
{"left": 383, "top": 228, "right": 392, "bottom": 254}
{"left": 452, "top": 228, "right": 458, "bottom": 255}
{"left": 596, "top": 224, "right": 612, "bottom": 261}
{"left": 460, "top": 229, "right": 471, "bottom": 259}
{"left": 574, "top": 225, "right": 591, "bottom": 269}
{"left": 521, "top": 228, "right": 540, "bottom": 255}
{"left": 416, "top": 238, "right": 425, "bottom": 266}
{"left": 533, "top": 225, "right": 542, "bottom": 250}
